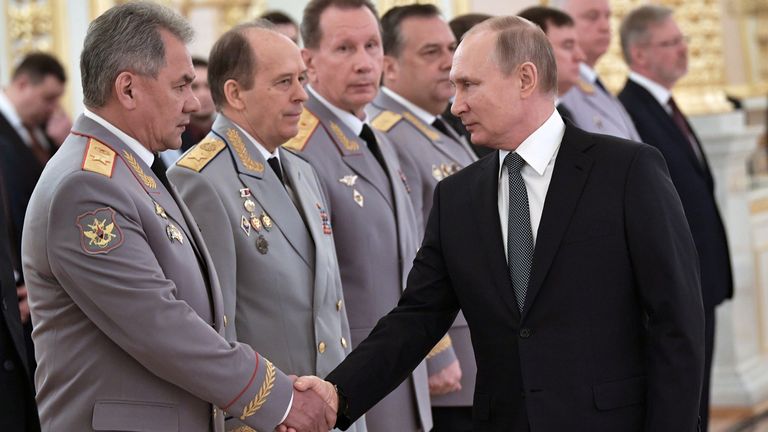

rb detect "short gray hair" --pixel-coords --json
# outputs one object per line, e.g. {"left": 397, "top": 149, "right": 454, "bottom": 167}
{"left": 81, "top": 2, "right": 193, "bottom": 108}
{"left": 620, "top": 5, "right": 673, "bottom": 65}
{"left": 465, "top": 16, "right": 557, "bottom": 95}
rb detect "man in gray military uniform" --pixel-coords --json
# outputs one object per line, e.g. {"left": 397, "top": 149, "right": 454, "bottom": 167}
{"left": 367, "top": 5, "right": 477, "bottom": 431}
{"left": 283, "top": 0, "right": 432, "bottom": 430}
{"left": 168, "top": 22, "right": 365, "bottom": 432}
{"left": 21, "top": 4, "right": 332, "bottom": 432}
{"left": 552, "top": 0, "right": 641, "bottom": 140}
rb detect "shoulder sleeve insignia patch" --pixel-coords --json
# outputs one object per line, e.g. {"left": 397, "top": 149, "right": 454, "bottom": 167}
{"left": 82, "top": 138, "right": 117, "bottom": 177}
{"left": 176, "top": 136, "right": 226, "bottom": 172}
{"left": 76, "top": 207, "right": 124, "bottom": 254}
{"left": 283, "top": 109, "right": 319, "bottom": 152}
{"left": 371, "top": 111, "right": 402, "bottom": 132}
{"left": 577, "top": 79, "right": 595, "bottom": 94}
{"left": 403, "top": 112, "right": 440, "bottom": 141}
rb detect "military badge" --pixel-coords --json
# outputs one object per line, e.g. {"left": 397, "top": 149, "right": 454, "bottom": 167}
{"left": 431, "top": 164, "right": 444, "bottom": 181}
{"left": 398, "top": 170, "right": 412, "bottom": 194}
{"left": 353, "top": 189, "right": 364, "bottom": 208}
{"left": 256, "top": 235, "right": 269, "bottom": 254}
{"left": 338, "top": 174, "right": 358, "bottom": 187}
{"left": 240, "top": 188, "right": 251, "bottom": 198}
{"left": 153, "top": 201, "right": 168, "bottom": 219}
{"left": 250, "top": 216, "right": 262, "bottom": 232}
{"left": 241, "top": 215, "right": 251, "bottom": 236}
{"left": 244, "top": 199, "right": 257, "bottom": 213}
{"left": 317, "top": 203, "right": 332, "bottom": 235}
{"left": 261, "top": 212, "right": 273, "bottom": 231}
{"left": 77, "top": 207, "right": 124, "bottom": 254}
{"left": 166, "top": 224, "right": 184, "bottom": 244}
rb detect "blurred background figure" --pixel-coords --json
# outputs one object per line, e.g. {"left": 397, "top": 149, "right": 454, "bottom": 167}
{"left": 261, "top": 10, "right": 300, "bottom": 44}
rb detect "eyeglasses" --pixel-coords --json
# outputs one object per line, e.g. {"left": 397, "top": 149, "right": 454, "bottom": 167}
{"left": 646, "top": 35, "right": 690, "bottom": 48}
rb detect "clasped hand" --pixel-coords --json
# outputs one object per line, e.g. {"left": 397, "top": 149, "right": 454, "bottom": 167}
{"left": 275, "top": 375, "right": 339, "bottom": 432}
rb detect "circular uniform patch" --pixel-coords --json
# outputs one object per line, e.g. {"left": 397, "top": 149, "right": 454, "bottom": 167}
{"left": 76, "top": 207, "right": 124, "bottom": 254}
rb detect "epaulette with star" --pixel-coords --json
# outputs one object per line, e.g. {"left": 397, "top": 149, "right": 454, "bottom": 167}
{"left": 370, "top": 110, "right": 403, "bottom": 132}
{"left": 283, "top": 109, "right": 319, "bottom": 152}
{"left": 176, "top": 136, "right": 226, "bottom": 172}
{"left": 82, "top": 138, "right": 117, "bottom": 178}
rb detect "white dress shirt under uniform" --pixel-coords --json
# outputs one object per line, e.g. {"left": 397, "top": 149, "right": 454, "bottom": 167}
{"left": 498, "top": 110, "right": 564, "bottom": 261}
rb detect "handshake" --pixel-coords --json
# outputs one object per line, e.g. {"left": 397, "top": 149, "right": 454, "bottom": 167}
{"left": 275, "top": 375, "right": 339, "bottom": 432}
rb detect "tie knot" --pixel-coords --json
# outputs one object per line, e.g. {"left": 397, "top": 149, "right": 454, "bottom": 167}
{"left": 504, "top": 152, "right": 526, "bottom": 173}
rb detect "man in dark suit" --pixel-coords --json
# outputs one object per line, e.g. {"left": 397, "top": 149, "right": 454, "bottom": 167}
{"left": 0, "top": 52, "right": 67, "bottom": 377}
{"left": 617, "top": 6, "right": 732, "bottom": 431}
{"left": 288, "top": 16, "right": 705, "bottom": 432}
{"left": 0, "top": 167, "right": 39, "bottom": 431}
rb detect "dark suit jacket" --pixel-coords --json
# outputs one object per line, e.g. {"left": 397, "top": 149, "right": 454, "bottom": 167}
{"left": 0, "top": 175, "right": 39, "bottom": 432}
{"left": 619, "top": 79, "right": 733, "bottom": 309}
{"left": 327, "top": 123, "right": 705, "bottom": 432}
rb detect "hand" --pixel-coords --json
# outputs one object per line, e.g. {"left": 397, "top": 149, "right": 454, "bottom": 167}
{"left": 45, "top": 105, "right": 72, "bottom": 147}
{"left": 278, "top": 376, "right": 336, "bottom": 432}
{"left": 17, "top": 285, "right": 30, "bottom": 324}
{"left": 428, "top": 359, "right": 462, "bottom": 396}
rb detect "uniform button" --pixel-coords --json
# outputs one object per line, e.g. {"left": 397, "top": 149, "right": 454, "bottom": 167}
{"left": 519, "top": 328, "right": 532, "bottom": 338}
{"left": 336, "top": 300, "right": 343, "bottom": 311}
{"left": 318, "top": 342, "right": 326, "bottom": 354}
{"left": 223, "top": 315, "right": 228, "bottom": 327}
{"left": 340, "top": 337, "right": 347, "bottom": 348}
{"left": 3, "top": 359, "right": 15, "bottom": 372}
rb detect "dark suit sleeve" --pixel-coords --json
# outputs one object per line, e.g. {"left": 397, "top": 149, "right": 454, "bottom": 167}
{"left": 624, "top": 145, "right": 705, "bottom": 431}
{"left": 326, "top": 181, "right": 460, "bottom": 427}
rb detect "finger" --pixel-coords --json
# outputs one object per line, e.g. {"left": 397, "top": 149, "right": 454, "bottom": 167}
{"left": 294, "top": 375, "right": 322, "bottom": 391}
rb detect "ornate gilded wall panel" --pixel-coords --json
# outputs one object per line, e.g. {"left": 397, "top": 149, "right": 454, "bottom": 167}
{"left": 727, "top": 0, "right": 768, "bottom": 98}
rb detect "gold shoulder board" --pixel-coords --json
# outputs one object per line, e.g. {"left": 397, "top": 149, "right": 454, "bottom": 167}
{"left": 283, "top": 109, "right": 319, "bottom": 152}
{"left": 371, "top": 111, "right": 402, "bottom": 132}
{"left": 577, "top": 79, "right": 595, "bottom": 94}
{"left": 176, "top": 137, "right": 226, "bottom": 172}
{"left": 82, "top": 138, "right": 117, "bottom": 177}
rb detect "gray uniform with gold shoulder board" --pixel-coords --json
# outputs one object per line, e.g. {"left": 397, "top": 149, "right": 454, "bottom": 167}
{"left": 367, "top": 89, "right": 478, "bottom": 408}
{"left": 560, "top": 67, "right": 641, "bottom": 141}
{"left": 168, "top": 114, "right": 365, "bottom": 432}
{"left": 284, "top": 93, "right": 432, "bottom": 432}
{"left": 22, "top": 115, "right": 293, "bottom": 432}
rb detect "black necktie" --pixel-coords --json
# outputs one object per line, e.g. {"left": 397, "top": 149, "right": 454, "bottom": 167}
{"left": 594, "top": 77, "right": 609, "bottom": 94}
{"left": 267, "top": 156, "right": 284, "bottom": 183}
{"left": 359, "top": 124, "right": 387, "bottom": 171}
{"left": 151, "top": 154, "right": 173, "bottom": 192}
{"left": 504, "top": 152, "right": 534, "bottom": 312}
{"left": 431, "top": 117, "right": 452, "bottom": 138}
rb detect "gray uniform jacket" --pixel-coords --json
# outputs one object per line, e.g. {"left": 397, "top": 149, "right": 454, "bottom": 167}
{"left": 367, "top": 90, "right": 477, "bottom": 407}
{"left": 560, "top": 68, "right": 641, "bottom": 141}
{"left": 22, "top": 115, "right": 293, "bottom": 432}
{"left": 168, "top": 114, "right": 365, "bottom": 432}
{"left": 284, "top": 94, "right": 432, "bottom": 432}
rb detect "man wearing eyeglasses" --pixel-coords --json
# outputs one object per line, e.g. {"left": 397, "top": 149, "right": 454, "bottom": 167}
{"left": 618, "top": 6, "right": 732, "bottom": 431}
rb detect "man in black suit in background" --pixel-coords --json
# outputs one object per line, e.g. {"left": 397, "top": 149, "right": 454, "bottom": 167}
{"left": 0, "top": 166, "right": 40, "bottom": 432}
{"left": 617, "top": 6, "right": 733, "bottom": 431}
{"left": 289, "top": 16, "right": 705, "bottom": 432}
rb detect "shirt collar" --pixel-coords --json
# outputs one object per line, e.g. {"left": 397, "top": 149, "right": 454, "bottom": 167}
{"left": 579, "top": 63, "right": 598, "bottom": 84}
{"left": 628, "top": 71, "right": 671, "bottom": 108}
{"left": 83, "top": 108, "right": 154, "bottom": 166}
{"left": 498, "top": 109, "right": 565, "bottom": 177}
{"left": 381, "top": 87, "right": 437, "bottom": 125}
{"left": 231, "top": 121, "right": 279, "bottom": 162}
{"left": 308, "top": 85, "right": 368, "bottom": 136}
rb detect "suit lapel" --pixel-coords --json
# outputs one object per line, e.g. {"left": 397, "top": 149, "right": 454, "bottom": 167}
{"left": 524, "top": 126, "right": 594, "bottom": 316}
{"left": 212, "top": 119, "right": 313, "bottom": 268}
{"left": 471, "top": 152, "right": 521, "bottom": 321}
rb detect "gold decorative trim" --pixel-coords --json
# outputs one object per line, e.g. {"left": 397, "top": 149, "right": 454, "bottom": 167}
{"left": 176, "top": 136, "right": 226, "bottom": 172}
{"left": 371, "top": 110, "right": 402, "bottom": 132}
{"left": 229, "top": 426, "right": 256, "bottom": 432}
{"left": 240, "top": 359, "right": 276, "bottom": 420}
{"left": 82, "top": 138, "right": 116, "bottom": 177}
{"left": 330, "top": 122, "right": 359, "bottom": 152}
{"left": 283, "top": 109, "right": 319, "bottom": 152}
{"left": 427, "top": 334, "right": 453, "bottom": 359}
{"left": 403, "top": 111, "right": 440, "bottom": 141}
{"left": 122, "top": 150, "right": 157, "bottom": 189}
{"left": 227, "top": 128, "right": 264, "bottom": 173}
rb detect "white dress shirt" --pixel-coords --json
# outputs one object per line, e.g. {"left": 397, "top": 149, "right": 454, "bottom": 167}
{"left": 84, "top": 108, "right": 154, "bottom": 166}
{"left": 628, "top": 72, "right": 672, "bottom": 115}
{"left": 308, "top": 85, "right": 369, "bottom": 135}
{"left": 0, "top": 89, "right": 46, "bottom": 149}
{"left": 498, "top": 110, "right": 565, "bottom": 260}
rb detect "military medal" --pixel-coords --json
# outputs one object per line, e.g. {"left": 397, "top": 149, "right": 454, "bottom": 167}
{"left": 353, "top": 189, "right": 364, "bottom": 207}
{"left": 431, "top": 164, "right": 444, "bottom": 181}
{"left": 256, "top": 235, "right": 269, "bottom": 254}
{"left": 166, "top": 224, "right": 184, "bottom": 244}
{"left": 239, "top": 188, "right": 251, "bottom": 198}
{"left": 398, "top": 170, "right": 411, "bottom": 193}
{"left": 261, "top": 212, "right": 273, "bottom": 231}
{"left": 244, "top": 199, "right": 256, "bottom": 213}
{"left": 240, "top": 215, "right": 251, "bottom": 236}
{"left": 317, "top": 203, "right": 332, "bottom": 235}
{"left": 250, "top": 216, "right": 262, "bottom": 232}
{"left": 338, "top": 174, "right": 358, "bottom": 187}
{"left": 153, "top": 201, "right": 168, "bottom": 219}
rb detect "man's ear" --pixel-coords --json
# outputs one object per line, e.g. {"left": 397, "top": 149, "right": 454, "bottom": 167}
{"left": 114, "top": 71, "right": 137, "bottom": 110}
{"left": 382, "top": 55, "right": 399, "bottom": 85}
{"left": 223, "top": 79, "right": 244, "bottom": 111}
{"left": 302, "top": 48, "right": 318, "bottom": 84}
{"left": 518, "top": 62, "right": 539, "bottom": 98}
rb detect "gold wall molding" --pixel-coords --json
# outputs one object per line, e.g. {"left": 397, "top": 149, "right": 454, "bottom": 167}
{"left": 726, "top": 0, "right": 768, "bottom": 99}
